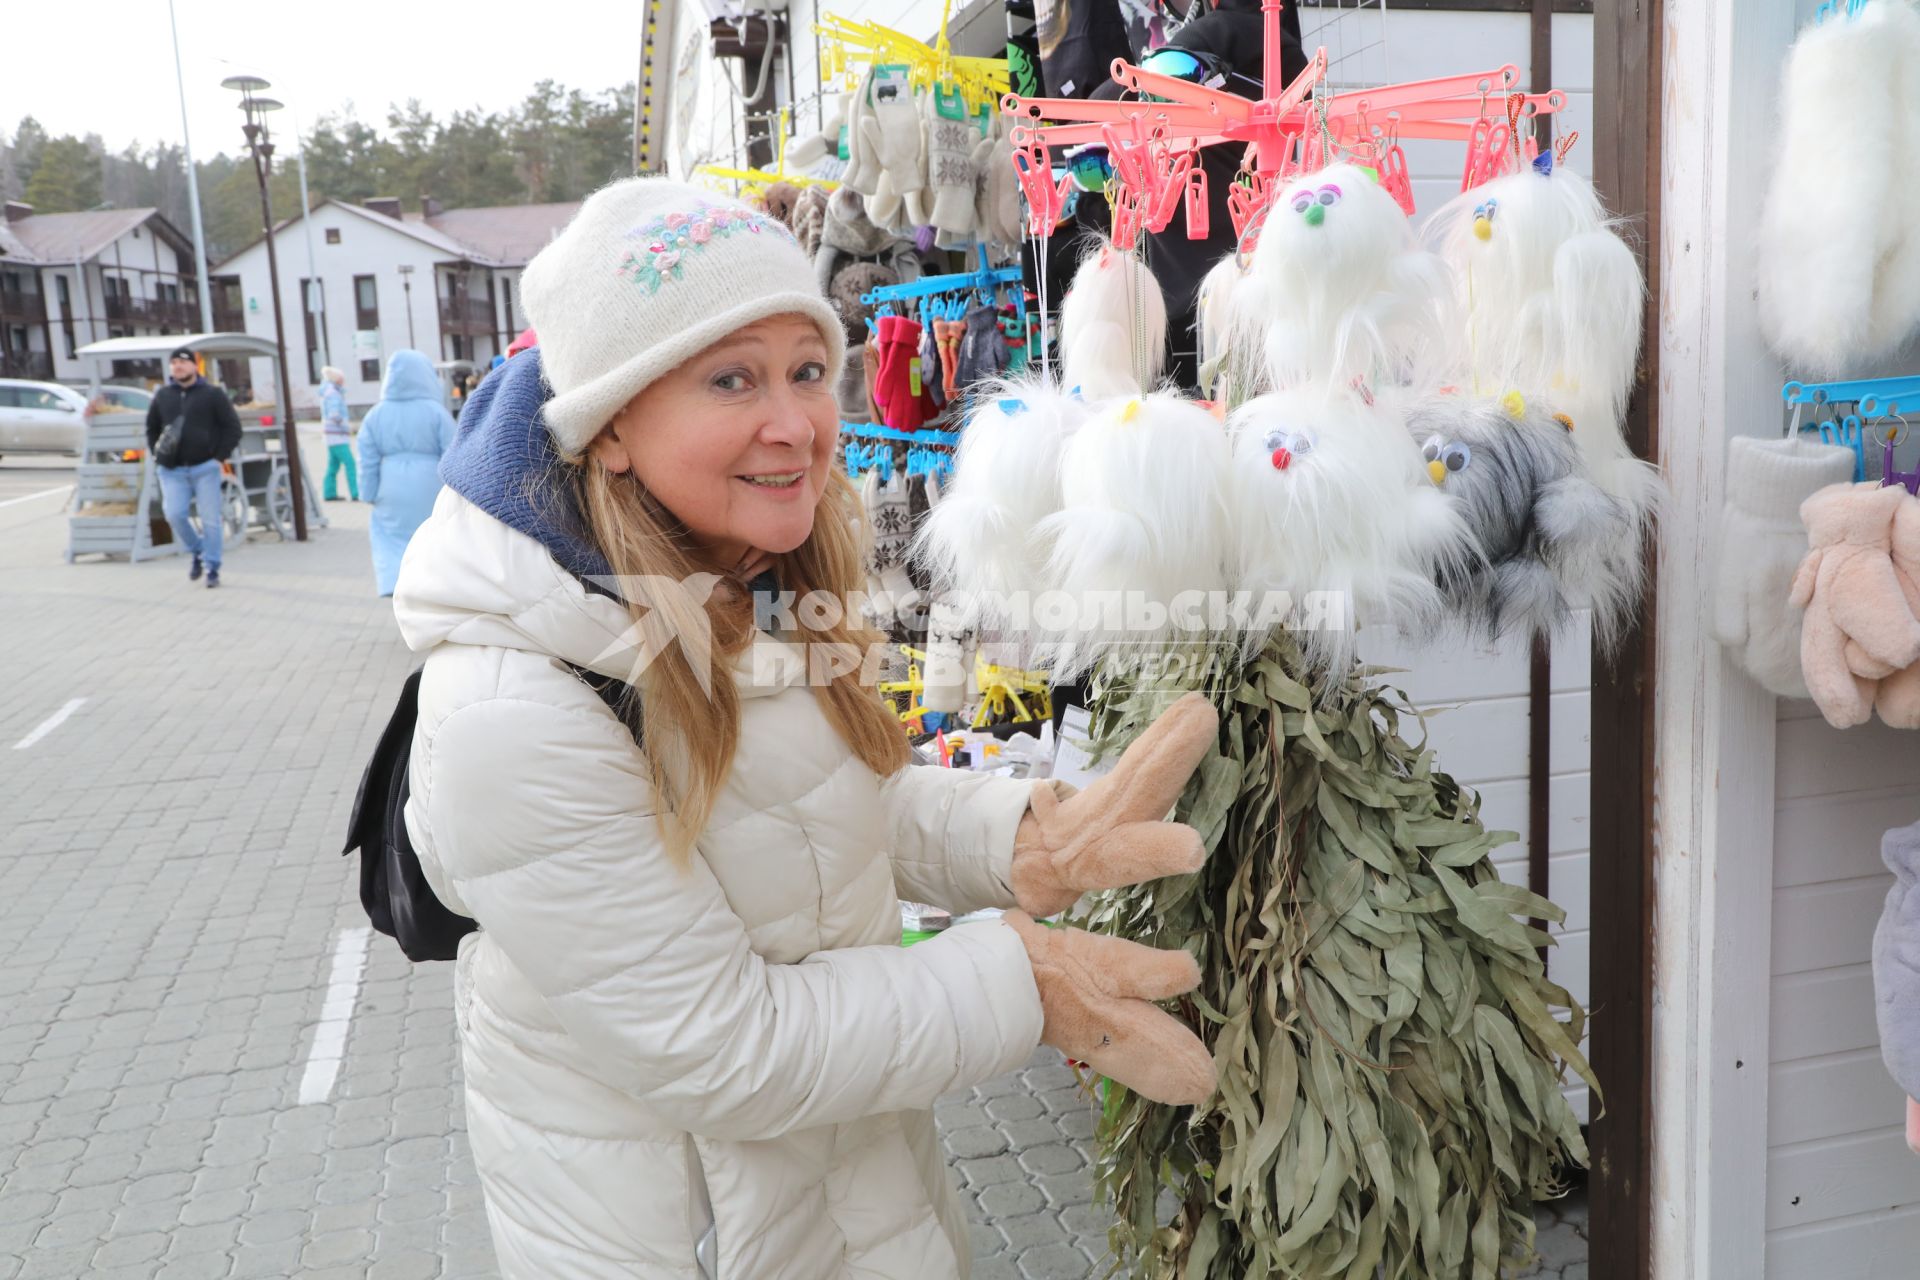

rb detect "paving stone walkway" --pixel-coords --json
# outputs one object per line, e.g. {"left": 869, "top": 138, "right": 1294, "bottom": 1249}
{"left": 0, "top": 442, "right": 1586, "bottom": 1278}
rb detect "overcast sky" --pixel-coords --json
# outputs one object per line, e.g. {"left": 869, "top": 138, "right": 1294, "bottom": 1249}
{"left": 6, "top": 1, "right": 645, "bottom": 157}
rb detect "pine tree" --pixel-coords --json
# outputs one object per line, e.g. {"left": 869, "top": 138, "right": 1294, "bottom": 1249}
{"left": 23, "top": 136, "right": 103, "bottom": 213}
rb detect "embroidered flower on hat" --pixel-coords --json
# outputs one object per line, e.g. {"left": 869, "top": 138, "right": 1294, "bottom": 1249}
{"left": 615, "top": 200, "right": 797, "bottom": 294}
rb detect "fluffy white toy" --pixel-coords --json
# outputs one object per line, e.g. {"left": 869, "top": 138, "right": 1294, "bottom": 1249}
{"left": 915, "top": 376, "right": 1089, "bottom": 619}
{"left": 1035, "top": 394, "right": 1236, "bottom": 676}
{"left": 1408, "top": 392, "right": 1637, "bottom": 649}
{"left": 1058, "top": 242, "right": 1169, "bottom": 400}
{"left": 1227, "top": 163, "right": 1453, "bottom": 395}
{"left": 1227, "top": 386, "right": 1472, "bottom": 676}
{"left": 1430, "top": 153, "right": 1662, "bottom": 598}
{"left": 1758, "top": 0, "right": 1920, "bottom": 376}
{"left": 1195, "top": 252, "right": 1245, "bottom": 402}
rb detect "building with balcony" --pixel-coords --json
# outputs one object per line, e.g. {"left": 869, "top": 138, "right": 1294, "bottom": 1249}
{"left": 212, "top": 196, "right": 578, "bottom": 414}
{"left": 0, "top": 201, "right": 202, "bottom": 386}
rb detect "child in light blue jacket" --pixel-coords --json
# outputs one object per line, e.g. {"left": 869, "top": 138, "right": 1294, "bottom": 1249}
{"left": 318, "top": 367, "right": 357, "bottom": 501}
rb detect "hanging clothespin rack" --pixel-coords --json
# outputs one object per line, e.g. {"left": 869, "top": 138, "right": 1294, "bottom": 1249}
{"left": 860, "top": 256, "right": 1027, "bottom": 326}
{"left": 1814, "top": 0, "right": 1871, "bottom": 24}
{"left": 696, "top": 107, "right": 841, "bottom": 193}
{"left": 1778, "top": 376, "right": 1920, "bottom": 482}
{"left": 818, "top": 4, "right": 1010, "bottom": 112}
{"left": 997, "top": 0, "right": 1567, "bottom": 241}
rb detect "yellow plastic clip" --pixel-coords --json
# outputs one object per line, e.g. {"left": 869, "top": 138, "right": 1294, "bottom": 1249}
{"left": 1501, "top": 390, "right": 1527, "bottom": 420}
{"left": 1119, "top": 398, "right": 1143, "bottom": 424}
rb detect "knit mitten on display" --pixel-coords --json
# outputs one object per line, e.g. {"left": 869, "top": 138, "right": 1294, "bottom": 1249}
{"left": 863, "top": 468, "right": 913, "bottom": 579}
{"left": 841, "top": 72, "right": 884, "bottom": 196}
{"left": 1789, "top": 483, "right": 1920, "bottom": 728}
{"left": 787, "top": 93, "right": 848, "bottom": 170}
{"left": 973, "top": 126, "right": 1023, "bottom": 253}
{"left": 871, "top": 315, "right": 935, "bottom": 431}
{"left": 862, "top": 338, "right": 883, "bottom": 425}
{"left": 1001, "top": 910, "right": 1216, "bottom": 1106}
{"left": 1874, "top": 819, "right": 1920, "bottom": 1125}
{"left": 924, "top": 90, "right": 981, "bottom": 238}
{"left": 1711, "top": 435, "right": 1858, "bottom": 698}
{"left": 860, "top": 80, "right": 926, "bottom": 199}
{"left": 1010, "top": 693, "right": 1216, "bottom": 918}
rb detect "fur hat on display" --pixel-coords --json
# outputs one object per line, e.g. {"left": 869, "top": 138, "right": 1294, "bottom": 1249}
{"left": 813, "top": 187, "right": 923, "bottom": 300}
{"left": 520, "top": 178, "right": 844, "bottom": 456}
{"left": 827, "top": 262, "right": 900, "bottom": 342}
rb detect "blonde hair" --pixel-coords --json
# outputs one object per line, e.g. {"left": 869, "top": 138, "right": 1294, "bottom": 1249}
{"left": 320, "top": 366, "right": 345, "bottom": 383}
{"left": 571, "top": 461, "right": 909, "bottom": 868}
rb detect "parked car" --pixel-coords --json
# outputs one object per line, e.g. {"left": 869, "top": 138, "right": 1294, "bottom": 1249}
{"left": 91, "top": 385, "right": 154, "bottom": 416}
{"left": 0, "top": 379, "right": 89, "bottom": 459}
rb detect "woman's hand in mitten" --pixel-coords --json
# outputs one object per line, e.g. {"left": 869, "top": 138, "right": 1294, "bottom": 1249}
{"left": 1011, "top": 692, "right": 1217, "bottom": 918}
{"left": 1003, "top": 910, "right": 1214, "bottom": 1106}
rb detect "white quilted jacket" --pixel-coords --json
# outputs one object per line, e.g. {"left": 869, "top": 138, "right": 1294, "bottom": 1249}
{"left": 393, "top": 490, "right": 1047, "bottom": 1279}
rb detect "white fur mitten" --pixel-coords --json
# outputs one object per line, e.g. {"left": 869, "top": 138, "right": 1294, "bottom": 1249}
{"left": 1711, "top": 434, "right": 1858, "bottom": 697}
{"left": 924, "top": 92, "right": 980, "bottom": 238}
{"left": 1757, "top": 0, "right": 1920, "bottom": 373}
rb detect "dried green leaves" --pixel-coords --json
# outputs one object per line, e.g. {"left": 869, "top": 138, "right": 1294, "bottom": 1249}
{"left": 1079, "top": 634, "right": 1595, "bottom": 1279}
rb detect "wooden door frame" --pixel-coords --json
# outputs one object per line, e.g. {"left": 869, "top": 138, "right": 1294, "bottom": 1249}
{"left": 1594, "top": 1, "right": 1800, "bottom": 1275}
{"left": 1589, "top": 1, "right": 1660, "bottom": 1275}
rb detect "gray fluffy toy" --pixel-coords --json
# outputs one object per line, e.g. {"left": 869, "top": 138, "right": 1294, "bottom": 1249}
{"left": 1407, "top": 394, "right": 1633, "bottom": 645}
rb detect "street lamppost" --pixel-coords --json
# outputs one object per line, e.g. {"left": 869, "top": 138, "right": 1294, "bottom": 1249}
{"left": 397, "top": 264, "right": 417, "bottom": 349}
{"left": 222, "top": 73, "right": 308, "bottom": 542}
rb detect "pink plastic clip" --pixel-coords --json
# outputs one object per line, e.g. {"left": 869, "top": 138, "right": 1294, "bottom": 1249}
{"left": 1011, "top": 137, "right": 1069, "bottom": 236}
{"left": 1378, "top": 143, "right": 1415, "bottom": 216}
{"left": 1183, "top": 165, "right": 1209, "bottom": 239}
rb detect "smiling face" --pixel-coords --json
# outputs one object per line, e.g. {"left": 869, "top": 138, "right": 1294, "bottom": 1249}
{"left": 588, "top": 314, "right": 839, "bottom": 570}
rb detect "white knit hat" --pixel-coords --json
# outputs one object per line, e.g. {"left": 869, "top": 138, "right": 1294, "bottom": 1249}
{"left": 522, "top": 178, "right": 847, "bottom": 455}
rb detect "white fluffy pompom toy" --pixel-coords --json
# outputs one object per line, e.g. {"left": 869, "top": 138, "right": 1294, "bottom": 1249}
{"left": 1058, "top": 241, "right": 1169, "bottom": 400}
{"left": 1034, "top": 394, "right": 1236, "bottom": 677}
{"left": 1227, "top": 386, "right": 1473, "bottom": 676}
{"left": 1226, "top": 163, "right": 1453, "bottom": 395}
{"left": 1431, "top": 156, "right": 1657, "bottom": 485}
{"left": 914, "top": 376, "right": 1089, "bottom": 622}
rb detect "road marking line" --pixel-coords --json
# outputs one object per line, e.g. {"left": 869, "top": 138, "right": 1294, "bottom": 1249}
{"left": 298, "top": 926, "right": 372, "bottom": 1105}
{"left": 12, "top": 698, "right": 87, "bottom": 751}
{"left": 0, "top": 485, "right": 72, "bottom": 510}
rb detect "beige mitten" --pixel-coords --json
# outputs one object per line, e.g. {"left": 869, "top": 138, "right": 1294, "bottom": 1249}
{"left": 1002, "top": 910, "right": 1214, "bottom": 1105}
{"left": 1011, "top": 692, "right": 1217, "bottom": 918}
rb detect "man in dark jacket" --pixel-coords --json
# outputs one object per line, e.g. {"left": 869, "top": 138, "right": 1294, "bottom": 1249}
{"left": 145, "top": 346, "right": 243, "bottom": 587}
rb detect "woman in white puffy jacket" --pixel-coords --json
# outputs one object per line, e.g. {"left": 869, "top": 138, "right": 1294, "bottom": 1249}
{"left": 391, "top": 178, "right": 1217, "bottom": 1280}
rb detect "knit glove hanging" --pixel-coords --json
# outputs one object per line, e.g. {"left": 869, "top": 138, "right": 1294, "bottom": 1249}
{"left": 1009, "top": 693, "right": 1215, "bottom": 918}
{"left": 1711, "top": 435, "right": 1857, "bottom": 698}
{"left": 864, "top": 468, "right": 913, "bottom": 577}
{"left": 871, "top": 314, "right": 936, "bottom": 431}
{"left": 957, "top": 303, "right": 1010, "bottom": 389}
{"left": 924, "top": 89, "right": 981, "bottom": 239}
{"left": 933, "top": 319, "right": 967, "bottom": 402}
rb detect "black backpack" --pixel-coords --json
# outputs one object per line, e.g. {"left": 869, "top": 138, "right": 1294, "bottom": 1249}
{"left": 343, "top": 664, "right": 642, "bottom": 961}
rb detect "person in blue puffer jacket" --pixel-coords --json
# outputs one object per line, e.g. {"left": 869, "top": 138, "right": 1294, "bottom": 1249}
{"left": 358, "top": 350, "right": 456, "bottom": 596}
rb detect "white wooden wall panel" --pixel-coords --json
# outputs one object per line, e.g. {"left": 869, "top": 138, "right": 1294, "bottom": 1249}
{"left": 1768, "top": 1206, "right": 1920, "bottom": 1280}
